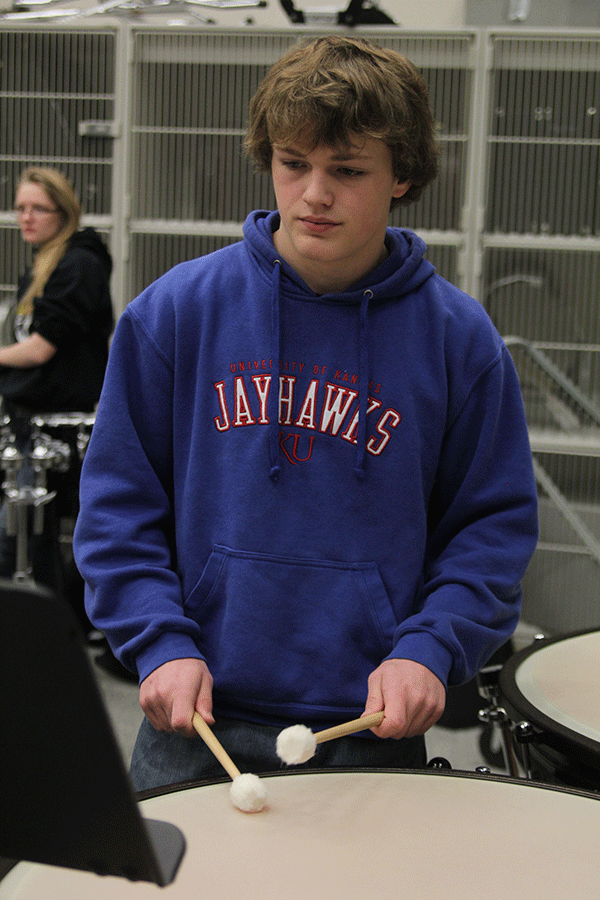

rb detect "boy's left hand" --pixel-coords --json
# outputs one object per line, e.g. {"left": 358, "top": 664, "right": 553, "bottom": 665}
{"left": 364, "top": 659, "right": 446, "bottom": 739}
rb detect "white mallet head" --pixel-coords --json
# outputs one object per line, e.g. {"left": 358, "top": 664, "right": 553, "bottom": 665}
{"left": 276, "top": 723, "right": 318, "bottom": 765}
{"left": 229, "top": 773, "right": 267, "bottom": 813}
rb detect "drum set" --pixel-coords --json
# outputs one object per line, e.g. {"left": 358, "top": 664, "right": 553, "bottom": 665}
{"left": 0, "top": 411, "right": 95, "bottom": 582}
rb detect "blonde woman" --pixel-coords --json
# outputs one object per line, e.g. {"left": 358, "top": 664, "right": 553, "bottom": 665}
{"left": 0, "top": 167, "right": 113, "bottom": 413}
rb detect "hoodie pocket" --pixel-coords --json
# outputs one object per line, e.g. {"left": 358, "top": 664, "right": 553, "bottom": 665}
{"left": 184, "top": 544, "right": 398, "bottom": 711}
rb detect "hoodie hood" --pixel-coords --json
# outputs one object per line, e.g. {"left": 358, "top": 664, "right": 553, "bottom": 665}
{"left": 68, "top": 227, "right": 113, "bottom": 279}
{"left": 243, "top": 210, "right": 435, "bottom": 479}
{"left": 244, "top": 209, "right": 434, "bottom": 303}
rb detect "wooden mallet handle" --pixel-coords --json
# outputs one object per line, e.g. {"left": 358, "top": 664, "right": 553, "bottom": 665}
{"left": 192, "top": 712, "right": 241, "bottom": 780}
{"left": 314, "top": 711, "right": 385, "bottom": 744}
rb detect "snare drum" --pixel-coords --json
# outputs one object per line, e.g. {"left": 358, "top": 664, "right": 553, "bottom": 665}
{"left": 499, "top": 629, "right": 600, "bottom": 791}
{"left": 1, "top": 769, "right": 600, "bottom": 899}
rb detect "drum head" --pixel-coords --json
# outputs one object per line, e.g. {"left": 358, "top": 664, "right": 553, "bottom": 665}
{"left": 2, "top": 769, "right": 600, "bottom": 899}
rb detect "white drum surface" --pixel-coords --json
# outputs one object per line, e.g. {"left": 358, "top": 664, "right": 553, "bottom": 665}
{"left": 2, "top": 770, "right": 600, "bottom": 899}
{"left": 515, "top": 631, "right": 600, "bottom": 741}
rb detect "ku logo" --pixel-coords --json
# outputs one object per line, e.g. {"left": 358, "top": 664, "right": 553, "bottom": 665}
{"left": 213, "top": 373, "right": 401, "bottom": 460}
{"left": 279, "top": 432, "right": 315, "bottom": 465}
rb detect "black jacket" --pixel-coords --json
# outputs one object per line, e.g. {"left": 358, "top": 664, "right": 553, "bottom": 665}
{"left": 0, "top": 228, "right": 114, "bottom": 413}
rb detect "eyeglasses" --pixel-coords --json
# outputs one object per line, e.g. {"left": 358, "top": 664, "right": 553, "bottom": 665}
{"left": 15, "top": 205, "right": 59, "bottom": 217}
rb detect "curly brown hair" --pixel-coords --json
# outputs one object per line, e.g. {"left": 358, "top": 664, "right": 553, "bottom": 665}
{"left": 245, "top": 35, "right": 440, "bottom": 208}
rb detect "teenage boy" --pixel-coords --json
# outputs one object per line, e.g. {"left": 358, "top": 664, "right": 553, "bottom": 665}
{"left": 74, "top": 35, "right": 538, "bottom": 790}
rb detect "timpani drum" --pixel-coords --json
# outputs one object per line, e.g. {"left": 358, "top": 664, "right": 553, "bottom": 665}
{"left": 1, "top": 769, "right": 600, "bottom": 899}
{"left": 499, "top": 629, "right": 600, "bottom": 791}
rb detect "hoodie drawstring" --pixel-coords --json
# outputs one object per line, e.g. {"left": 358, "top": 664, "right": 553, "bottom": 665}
{"left": 268, "top": 262, "right": 371, "bottom": 482}
{"left": 354, "top": 289, "right": 372, "bottom": 481}
{"left": 268, "top": 260, "right": 282, "bottom": 481}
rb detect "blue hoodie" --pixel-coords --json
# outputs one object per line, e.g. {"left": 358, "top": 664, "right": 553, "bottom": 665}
{"left": 74, "top": 210, "right": 538, "bottom": 728}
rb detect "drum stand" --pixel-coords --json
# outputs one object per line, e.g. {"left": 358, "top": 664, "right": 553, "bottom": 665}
{"left": 477, "top": 663, "right": 524, "bottom": 779}
{"left": 0, "top": 420, "right": 70, "bottom": 583}
{"left": 478, "top": 646, "right": 551, "bottom": 782}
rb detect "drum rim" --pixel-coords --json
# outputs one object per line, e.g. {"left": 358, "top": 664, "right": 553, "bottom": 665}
{"left": 134, "top": 765, "right": 600, "bottom": 804}
{"left": 498, "top": 628, "right": 600, "bottom": 769}
{"left": 29, "top": 412, "right": 96, "bottom": 427}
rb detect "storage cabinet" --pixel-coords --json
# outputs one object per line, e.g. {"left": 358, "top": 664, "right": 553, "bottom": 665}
{"left": 478, "top": 34, "right": 600, "bottom": 632}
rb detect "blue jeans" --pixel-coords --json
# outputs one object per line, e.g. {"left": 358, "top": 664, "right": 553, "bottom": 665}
{"left": 129, "top": 716, "right": 427, "bottom": 792}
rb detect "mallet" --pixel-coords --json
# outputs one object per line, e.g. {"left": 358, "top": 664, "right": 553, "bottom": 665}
{"left": 192, "top": 712, "right": 267, "bottom": 812}
{"left": 276, "top": 711, "right": 385, "bottom": 765}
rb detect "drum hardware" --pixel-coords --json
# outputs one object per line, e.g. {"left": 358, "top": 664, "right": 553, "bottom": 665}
{"left": 476, "top": 662, "right": 523, "bottom": 778}
{"left": 1, "top": 432, "right": 28, "bottom": 580}
{"left": 0, "top": 425, "right": 70, "bottom": 583}
{"left": 495, "top": 634, "right": 548, "bottom": 781}
{"left": 30, "top": 413, "right": 96, "bottom": 461}
{"left": 28, "top": 429, "right": 71, "bottom": 473}
{"left": 77, "top": 427, "right": 90, "bottom": 459}
{"left": 511, "top": 721, "right": 537, "bottom": 781}
{"left": 426, "top": 756, "right": 452, "bottom": 770}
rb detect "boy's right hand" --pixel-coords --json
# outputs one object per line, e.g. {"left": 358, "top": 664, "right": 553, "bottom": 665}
{"left": 139, "top": 658, "right": 214, "bottom": 737}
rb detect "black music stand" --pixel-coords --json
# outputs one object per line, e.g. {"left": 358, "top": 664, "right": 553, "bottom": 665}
{"left": 0, "top": 579, "right": 185, "bottom": 886}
